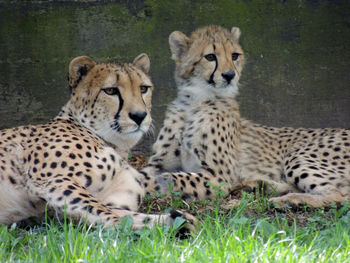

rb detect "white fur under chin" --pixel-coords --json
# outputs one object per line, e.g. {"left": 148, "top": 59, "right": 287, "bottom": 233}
{"left": 178, "top": 77, "right": 239, "bottom": 102}
{"left": 95, "top": 122, "right": 148, "bottom": 151}
{"left": 102, "top": 130, "right": 144, "bottom": 151}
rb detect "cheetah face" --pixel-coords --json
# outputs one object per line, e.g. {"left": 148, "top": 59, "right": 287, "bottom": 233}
{"left": 169, "top": 25, "right": 244, "bottom": 98}
{"left": 65, "top": 54, "right": 153, "bottom": 150}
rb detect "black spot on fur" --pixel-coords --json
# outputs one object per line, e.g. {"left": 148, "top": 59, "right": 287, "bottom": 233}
{"left": 8, "top": 176, "right": 16, "bottom": 185}
{"left": 206, "top": 167, "right": 215, "bottom": 176}
{"left": 63, "top": 189, "right": 72, "bottom": 196}
{"left": 294, "top": 177, "right": 299, "bottom": 185}
{"left": 83, "top": 162, "right": 92, "bottom": 168}
{"left": 70, "top": 197, "right": 82, "bottom": 204}
{"left": 76, "top": 143, "right": 82, "bottom": 150}
{"left": 291, "top": 164, "right": 300, "bottom": 170}
{"left": 61, "top": 161, "right": 67, "bottom": 168}
{"left": 190, "top": 181, "right": 196, "bottom": 188}
{"left": 84, "top": 175, "right": 92, "bottom": 187}
{"left": 83, "top": 205, "right": 93, "bottom": 214}
{"left": 300, "top": 173, "right": 308, "bottom": 179}
{"left": 96, "top": 209, "right": 103, "bottom": 215}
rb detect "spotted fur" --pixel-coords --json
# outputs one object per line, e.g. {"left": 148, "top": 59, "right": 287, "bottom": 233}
{"left": 141, "top": 25, "right": 350, "bottom": 207}
{"left": 0, "top": 54, "right": 197, "bottom": 232}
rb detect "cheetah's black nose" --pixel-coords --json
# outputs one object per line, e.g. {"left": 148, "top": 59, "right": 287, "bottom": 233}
{"left": 222, "top": 70, "right": 235, "bottom": 84}
{"left": 129, "top": 112, "right": 147, "bottom": 126}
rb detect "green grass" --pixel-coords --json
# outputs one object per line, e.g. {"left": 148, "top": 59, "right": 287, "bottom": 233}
{"left": 1, "top": 193, "right": 350, "bottom": 263}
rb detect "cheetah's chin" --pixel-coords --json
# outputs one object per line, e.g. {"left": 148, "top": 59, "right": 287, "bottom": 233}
{"left": 180, "top": 78, "right": 239, "bottom": 101}
{"left": 125, "top": 126, "right": 149, "bottom": 135}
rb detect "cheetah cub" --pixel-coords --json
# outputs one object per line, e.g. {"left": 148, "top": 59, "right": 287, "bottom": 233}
{"left": 141, "top": 25, "right": 350, "bottom": 207}
{"left": 0, "top": 54, "right": 196, "bottom": 232}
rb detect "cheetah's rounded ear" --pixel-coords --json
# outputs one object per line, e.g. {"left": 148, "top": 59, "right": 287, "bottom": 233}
{"left": 169, "top": 31, "right": 190, "bottom": 61}
{"left": 69, "top": 56, "right": 96, "bottom": 89}
{"left": 231, "top": 27, "right": 241, "bottom": 42}
{"left": 133, "top": 53, "right": 150, "bottom": 74}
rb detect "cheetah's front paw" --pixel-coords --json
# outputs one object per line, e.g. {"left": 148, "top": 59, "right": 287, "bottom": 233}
{"left": 169, "top": 210, "right": 198, "bottom": 238}
{"left": 269, "top": 193, "right": 330, "bottom": 209}
{"left": 269, "top": 196, "right": 299, "bottom": 207}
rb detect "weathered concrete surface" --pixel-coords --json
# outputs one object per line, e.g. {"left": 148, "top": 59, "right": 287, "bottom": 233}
{"left": 0, "top": 0, "right": 349, "bottom": 153}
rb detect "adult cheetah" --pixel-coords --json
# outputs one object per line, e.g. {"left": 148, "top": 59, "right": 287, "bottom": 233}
{"left": 141, "top": 25, "right": 350, "bottom": 207}
{"left": 0, "top": 54, "right": 196, "bottom": 232}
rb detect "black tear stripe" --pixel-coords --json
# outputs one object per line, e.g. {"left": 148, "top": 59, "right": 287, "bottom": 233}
{"left": 113, "top": 90, "right": 124, "bottom": 132}
{"left": 91, "top": 94, "right": 99, "bottom": 109}
{"left": 208, "top": 43, "right": 218, "bottom": 85}
{"left": 208, "top": 57, "right": 218, "bottom": 85}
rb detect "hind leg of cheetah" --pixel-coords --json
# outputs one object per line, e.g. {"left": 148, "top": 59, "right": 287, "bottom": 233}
{"left": 235, "top": 134, "right": 350, "bottom": 207}
{"left": 273, "top": 142, "right": 350, "bottom": 207}
{"left": 229, "top": 178, "right": 349, "bottom": 207}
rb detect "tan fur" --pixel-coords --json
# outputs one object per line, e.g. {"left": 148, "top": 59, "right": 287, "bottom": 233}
{"left": 142, "top": 25, "right": 245, "bottom": 198}
{"left": 141, "top": 25, "right": 350, "bottom": 208}
{"left": 0, "top": 55, "right": 197, "bottom": 232}
{"left": 169, "top": 25, "right": 244, "bottom": 93}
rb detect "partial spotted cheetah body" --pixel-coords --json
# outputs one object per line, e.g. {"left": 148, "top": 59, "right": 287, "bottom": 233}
{"left": 0, "top": 54, "right": 196, "bottom": 232}
{"left": 141, "top": 25, "right": 350, "bottom": 207}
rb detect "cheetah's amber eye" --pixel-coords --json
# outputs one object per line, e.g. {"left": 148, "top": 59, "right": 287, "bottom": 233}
{"left": 103, "top": 87, "right": 119, "bottom": 96}
{"left": 204, "top": 54, "right": 217, "bottom": 62}
{"left": 232, "top": 53, "right": 240, "bottom": 61}
{"left": 140, "top": 85, "right": 151, "bottom": 94}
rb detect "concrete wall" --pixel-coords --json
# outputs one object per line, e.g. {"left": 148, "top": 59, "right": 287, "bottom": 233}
{"left": 0, "top": 0, "right": 349, "bottom": 152}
